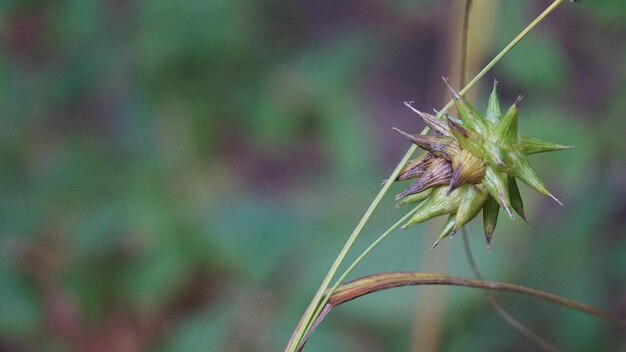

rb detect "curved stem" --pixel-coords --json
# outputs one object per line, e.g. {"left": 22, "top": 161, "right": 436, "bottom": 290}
{"left": 296, "top": 271, "right": 624, "bottom": 351}
{"left": 328, "top": 272, "right": 625, "bottom": 325}
{"left": 461, "top": 229, "right": 559, "bottom": 352}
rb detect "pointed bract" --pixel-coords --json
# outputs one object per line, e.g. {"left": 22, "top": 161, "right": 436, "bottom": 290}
{"left": 397, "top": 153, "right": 436, "bottom": 181}
{"left": 395, "top": 189, "right": 432, "bottom": 208}
{"left": 403, "top": 187, "right": 462, "bottom": 228}
{"left": 482, "top": 196, "right": 500, "bottom": 253}
{"left": 519, "top": 135, "right": 574, "bottom": 155}
{"left": 491, "top": 96, "right": 521, "bottom": 145}
{"left": 404, "top": 102, "right": 451, "bottom": 136}
{"left": 482, "top": 167, "right": 515, "bottom": 219}
{"left": 442, "top": 77, "right": 489, "bottom": 135}
{"left": 395, "top": 158, "right": 452, "bottom": 199}
{"left": 446, "top": 116, "right": 483, "bottom": 156}
{"left": 455, "top": 184, "right": 489, "bottom": 230}
{"left": 432, "top": 215, "right": 456, "bottom": 249}
{"left": 508, "top": 176, "right": 527, "bottom": 222}
{"left": 393, "top": 128, "right": 459, "bottom": 160}
{"left": 485, "top": 80, "right": 502, "bottom": 125}
{"left": 507, "top": 151, "right": 562, "bottom": 205}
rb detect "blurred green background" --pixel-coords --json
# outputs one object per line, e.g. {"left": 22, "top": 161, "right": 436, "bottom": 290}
{"left": 1, "top": 0, "right": 625, "bottom": 351}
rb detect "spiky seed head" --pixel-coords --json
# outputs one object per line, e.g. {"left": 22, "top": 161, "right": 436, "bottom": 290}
{"left": 395, "top": 80, "right": 571, "bottom": 250}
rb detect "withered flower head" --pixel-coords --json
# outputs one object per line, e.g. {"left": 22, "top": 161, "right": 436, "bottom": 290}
{"left": 395, "top": 79, "right": 573, "bottom": 251}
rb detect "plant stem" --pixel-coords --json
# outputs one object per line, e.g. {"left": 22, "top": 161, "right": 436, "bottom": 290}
{"left": 460, "top": 0, "right": 474, "bottom": 88}
{"left": 297, "top": 270, "right": 624, "bottom": 350}
{"left": 286, "top": 1, "right": 565, "bottom": 350}
{"left": 285, "top": 144, "right": 418, "bottom": 352}
{"left": 327, "top": 272, "right": 625, "bottom": 326}
{"left": 461, "top": 229, "right": 559, "bottom": 352}
{"left": 293, "top": 206, "right": 421, "bottom": 351}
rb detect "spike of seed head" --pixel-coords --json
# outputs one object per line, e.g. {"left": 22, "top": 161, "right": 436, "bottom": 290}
{"left": 394, "top": 80, "right": 571, "bottom": 250}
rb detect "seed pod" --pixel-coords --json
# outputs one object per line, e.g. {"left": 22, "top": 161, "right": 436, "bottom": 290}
{"left": 508, "top": 176, "right": 527, "bottom": 222}
{"left": 507, "top": 151, "right": 562, "bottom": 205}
{"left": 431, "top": 215, "right": 457, "bottom": 249}
{"left": 482, "top": 196, "right": 500, "bottom": 253}
{"left": 396, "top": 158, "right": 452, "bottom": 199}
{"left": 483, "top": 140, "right": 507, "bottom": 169}
{"left": 443, "top": 77, "right": 489, "bottom": 135}
{"left": 518, "top": 135, "right": 574, "bottom": 155}
{"left": 482, "top": 167, "right": 515, "bottom": 219}
{"left": 450, "top": 149, "right": 486, "bottom": 191}
{"left": 455, "top": 184, "right": 489, "bottom": 231}
{"left": 491, "top": 96, "right": 522, "bottom": 145}
{"left": 397, "top": 153, "right": 436, "bottom": 181}
{"left": 402, "top": 187, "right": 462, "bottom": 229}
{"left": 395, "top": 189, "right": 432, "bottom": 208}
{"left": 446, "top": 116, "right": 483, "bottom": 156}
{"left": 404, "top": 102, "right": 451, "bottom": 137}
{"left": 485, "top": 80, "right": 502, "bottom": 124}
{"left": 393, "top": 128, "right": 459, "bottom": 161}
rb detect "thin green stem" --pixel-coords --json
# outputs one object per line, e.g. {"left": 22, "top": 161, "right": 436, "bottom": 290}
{"left": 286, "top": 143, "right": 418, "bottom": 352}
{"left": 286, "top": 1, "right": 565, "bottom": 350}
{"left": 296, "top": 206, "right": 421, "bottom": 350}
{"left": 460, "top": 0, "right": 474, "bottom": 88}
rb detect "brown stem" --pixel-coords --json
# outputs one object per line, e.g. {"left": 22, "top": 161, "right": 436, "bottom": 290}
{"left": 327, "top": 273, "right": 624, "bottom": 325}
{"left": 295, "top": 272, "right": 623, "bottom": 350}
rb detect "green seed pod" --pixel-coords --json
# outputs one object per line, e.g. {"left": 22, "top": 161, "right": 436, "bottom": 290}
{"left": 491, "top": 96, "right": 521, "bottom": 145}
{"left": 518, "top": 135, "right": 574, "bottom": 155}
{"left": 507, "top": 151, "right": 562, "bottom": 205}
{"left": 395, "top": 189, "right": 433, "bottom": 208}
{"left": 482, "top": 196, "right": 500, "bottom": 253}
{"left": 395, "top": 80, "right": 571, "bottom": 250}
{"left": 443, "top": 78, "right": 490, "bottom": 135}
{"left": 450, "top": 149, "right": 486, "bottom": 191}
{"left": 432, "top": 215, "right": 457, "bottom": 249}
{"left": 402, "top": 187, "right": 462, "bottom": 229}
{"left": 455, "top": 184, "right": 489, "bottom": 231}
{"left": 482, "top": 140, "right": 507, "bottom": 170}
{"left": 446, "top": 116, "right": 484, "bottom": 156}
{"left": 482, "top": 167, "right": 515, "bottom": 219}
{"left": 485, "top": 80, "right": 502, "bottom": 124}
{"left": 508, "top": 176, "right": 527, "bottom": 222}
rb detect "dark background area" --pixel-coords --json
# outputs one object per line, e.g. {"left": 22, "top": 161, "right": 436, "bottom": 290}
{"left": 1, "top": 0, "right": 625, "bottom": 351}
